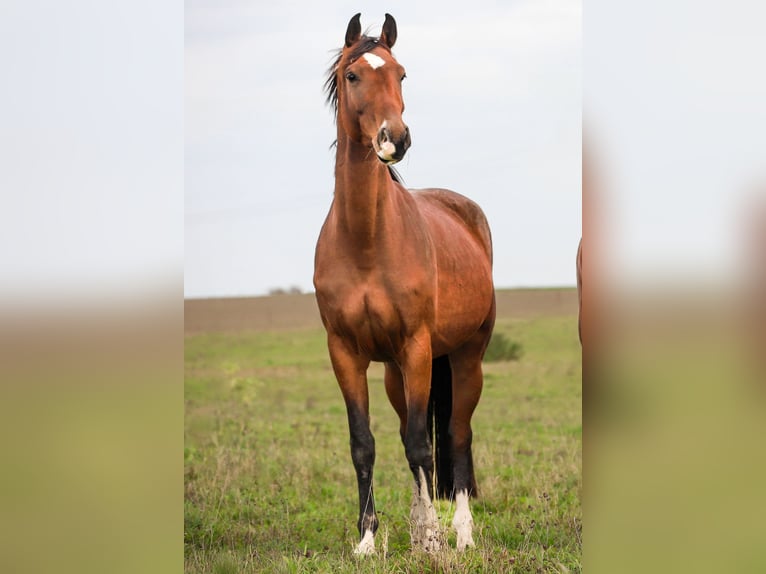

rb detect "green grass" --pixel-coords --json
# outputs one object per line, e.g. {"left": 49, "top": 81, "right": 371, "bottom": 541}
{"left": 184, "top": 316, "right": 581, "bottom": 573}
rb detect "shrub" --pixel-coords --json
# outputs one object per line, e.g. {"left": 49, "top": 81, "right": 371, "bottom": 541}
{"left": 483, "top": 331, "right": 523, "bottom": 362}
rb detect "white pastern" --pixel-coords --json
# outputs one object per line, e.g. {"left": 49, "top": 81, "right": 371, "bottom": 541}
{"left": 362, "top": 52, "right": 386, "bottom": 70}
{"left": 409, "top": 467, "right": 443, "bottom": 552}
{"left": 354, "top": 529, "right": 375, "bottom": 555}
{"left": 452, "top": 489, "right": 475, "bottom": 551}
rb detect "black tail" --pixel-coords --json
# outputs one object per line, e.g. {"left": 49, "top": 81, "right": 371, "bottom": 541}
{"left": 428, "top": 355, "right": 454, "bottom": 499}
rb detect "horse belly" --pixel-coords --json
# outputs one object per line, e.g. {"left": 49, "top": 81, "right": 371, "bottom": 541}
{"left": 432, "top": 279, "right": 493, "bottom": 356}
{"left": 431, "top": 241, "right": 494, "bottom": 356}
{"left": 413, "top": 188, "right": 495, "bottom": 355}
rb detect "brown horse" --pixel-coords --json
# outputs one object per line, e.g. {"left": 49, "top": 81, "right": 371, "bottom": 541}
{"left": 577, "top": 238, "right": 583, "bottom": 344}
{"left": 313, "top": 14, "right": 496, "bottom": 554}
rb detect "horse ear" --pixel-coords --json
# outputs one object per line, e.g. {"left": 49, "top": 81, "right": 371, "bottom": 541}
{"left": 345, "top": 13, "right": 362, "bottom": 47}
{"left": 380, "top": 13, "right": 397, "bottom": 49}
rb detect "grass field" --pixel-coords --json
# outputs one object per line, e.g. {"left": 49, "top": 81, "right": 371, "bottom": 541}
{"left": 184, "top": 291, "right": 581, "bottom": 573}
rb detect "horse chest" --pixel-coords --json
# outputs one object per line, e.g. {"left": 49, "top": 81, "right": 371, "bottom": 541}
{"left": 323, "top": 286, "right": 409, "bottom": 359}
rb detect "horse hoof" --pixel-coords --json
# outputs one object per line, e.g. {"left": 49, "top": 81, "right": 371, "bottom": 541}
{"left": 411, "top": 526, "right": 444, "bottom": 553}
{"left": 455, "top": 534, "right": 475, "bottom": 552}
{"left": 453, "top": 519, "right": 475, "bottom": 551}
{"left": 353, "top": 530, "right": 375, "bottom": 556}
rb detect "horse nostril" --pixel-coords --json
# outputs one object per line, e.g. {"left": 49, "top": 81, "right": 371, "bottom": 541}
{"left": 376, "top": 124, "right": 410, "bottom": 160}
{"left": 404, "top": 127, "right": 411, "bottom": 148}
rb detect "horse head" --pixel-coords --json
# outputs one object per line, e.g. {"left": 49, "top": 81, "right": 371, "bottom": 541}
{"left": 329, "top": 13, "right": 411, "bottom": 164}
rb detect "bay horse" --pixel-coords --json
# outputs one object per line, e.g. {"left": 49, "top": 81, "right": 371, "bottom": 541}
{"left": 577, "top": 238, "right": 583, "bottom": 344}
{"left": 313, "top": 13, "right": 496, "bottom": 554}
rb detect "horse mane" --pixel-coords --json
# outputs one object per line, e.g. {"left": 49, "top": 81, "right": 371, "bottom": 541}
{"left": 324, "top": 35, "right": 402, "bottom": 185}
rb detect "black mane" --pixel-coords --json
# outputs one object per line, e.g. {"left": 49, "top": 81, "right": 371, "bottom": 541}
{"left": 324, "top": 36, "right": 403, "bottom": 185}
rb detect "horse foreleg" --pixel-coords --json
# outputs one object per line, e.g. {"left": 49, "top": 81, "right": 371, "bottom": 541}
{"left": 327, "top": 336, "right": 377, "bottom": 555}
{"left": 384, "top": 363, "right": 407, "bottom": 443}
{"left": 400, "top": 336, "right": 444, "bottom": 552}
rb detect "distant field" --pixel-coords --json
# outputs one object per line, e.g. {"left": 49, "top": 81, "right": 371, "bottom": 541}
{"left": 184, "top": 288, "right": 581, "bottom": 573}
{"left": 184, "top": 288, "right": 579, "bottom": 333}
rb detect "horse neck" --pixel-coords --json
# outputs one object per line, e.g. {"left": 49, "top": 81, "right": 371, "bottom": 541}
{"left": 333, "top": 133, "right": 396, "bottom": 252}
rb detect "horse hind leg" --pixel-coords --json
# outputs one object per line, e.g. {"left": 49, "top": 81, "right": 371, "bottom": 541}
{"left": 448, "top": 321, "right": 492, "bottom": 551}
{"left": 448, "top": 356, "right": 481, "bottom": 550}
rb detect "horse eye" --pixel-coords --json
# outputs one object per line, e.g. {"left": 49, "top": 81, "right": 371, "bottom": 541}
{"left": 345, "top": 72, "right": 358, "bottom": 82}
{"left": 401, "top": 73, "right": 407, "bottom": 81}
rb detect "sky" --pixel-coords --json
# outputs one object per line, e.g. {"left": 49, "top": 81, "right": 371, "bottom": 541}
{"left": 1, "top": 2, "right": 762, "bottom": 305}
{"left": 1, "top": 1, "right": 183, "bottom": 303}
{"left": 585, "top": 0, "right": 766, "bottom": 289}
{"left": 185, "top": 1, "right": 583, "bottom": 298}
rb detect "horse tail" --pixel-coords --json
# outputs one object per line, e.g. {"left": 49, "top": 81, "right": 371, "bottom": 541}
{"left": 428, "top": 355, "right": 454, "bottom": 499}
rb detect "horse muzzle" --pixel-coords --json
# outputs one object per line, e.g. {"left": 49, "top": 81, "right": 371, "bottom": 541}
{"left": 375, "top": 124, "right": 411, "bottom": 164}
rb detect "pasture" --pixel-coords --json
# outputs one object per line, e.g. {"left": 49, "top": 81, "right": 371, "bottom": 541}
{"left": 184, "top": 289, "right": 581, "bottom": 573}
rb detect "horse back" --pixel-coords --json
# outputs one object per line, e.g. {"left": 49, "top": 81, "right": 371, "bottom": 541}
{"left": 412, "top": 189, "right": 492, "bottom": 262}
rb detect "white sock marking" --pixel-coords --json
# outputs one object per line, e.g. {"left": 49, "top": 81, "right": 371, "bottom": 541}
{"left": 452, "top": 489, "right": 475, "bottom": 551}
{"left": 409, "top": 467, "right": 443, "bottom": 552}
{"left": 362, "top": 52, "right": 385, "bottom": 70}
{"left": 354, "top": 529, "right": 375, "bottom": 555}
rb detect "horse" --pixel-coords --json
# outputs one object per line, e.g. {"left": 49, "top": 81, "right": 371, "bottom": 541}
{"left": 577, "top": 238, "right": 583, "bottom": 345}
{"left": 313, "top": 13, "right": 496, "bottom": 554}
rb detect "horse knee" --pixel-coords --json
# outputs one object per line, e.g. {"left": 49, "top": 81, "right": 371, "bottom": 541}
{"left": 404, "top": 439, "right": 432, "bottom": 475}
{"left": 350, "top": 433, "right": 375, "bottom": 474}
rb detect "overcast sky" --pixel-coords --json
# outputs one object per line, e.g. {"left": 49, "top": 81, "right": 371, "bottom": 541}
{"left": 2, "top": 2, "right": 762, "bottom": 304}
{"left": 585, "top": 0, "right": 766, "bottom": 288}
{"left": 1, "top": 1, "right": 183, "bottom": 303}
{"left": 185, "top": 1, "right": 582, "bottom": 297}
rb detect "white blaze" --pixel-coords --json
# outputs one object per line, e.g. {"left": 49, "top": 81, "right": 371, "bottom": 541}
{"left": 362, "top": 52, "right": 385, "bottom": 70}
